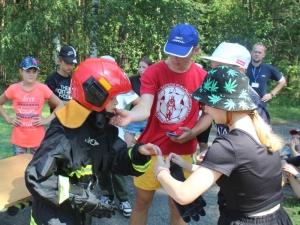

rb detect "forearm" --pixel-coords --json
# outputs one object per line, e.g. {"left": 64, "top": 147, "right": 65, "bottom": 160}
{"left": 271, "top": 79, "right": 286, "bottom": 95}
{"left": 290, "top": 146, "right": 300, "bottom": 157}
{"left": 191, "top": 113, "right": 213, "bottom": 137}
{"left": 157, "top": 170, "right": 188, "bottom": 203}
{"left": 288, "top": 177, "right": 300, "bottom": 198}
{"left": 130, "top": 94, "right": 153, "bottom": 122}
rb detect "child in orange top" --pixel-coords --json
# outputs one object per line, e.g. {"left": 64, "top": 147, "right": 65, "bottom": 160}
{"left": 0, "top": 56, "right": 63, "bottom": 156}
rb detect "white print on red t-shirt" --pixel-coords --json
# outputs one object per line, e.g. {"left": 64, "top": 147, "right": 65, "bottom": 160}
{"left": 156, "top": 83, "right": 191, "bottom": 125}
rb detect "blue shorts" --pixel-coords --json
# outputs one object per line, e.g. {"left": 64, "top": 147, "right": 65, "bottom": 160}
{"left": 124, "top": 119, "right": 148, "bottom": 135}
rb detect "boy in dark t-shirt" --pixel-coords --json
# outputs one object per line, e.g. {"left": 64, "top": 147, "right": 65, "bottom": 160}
{"left": 45, "top": 45, "right": 77, "bottom": 112}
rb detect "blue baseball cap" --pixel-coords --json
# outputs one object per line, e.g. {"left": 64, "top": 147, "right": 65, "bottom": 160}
{"left": 164, "top": 24, "right": 199, "bottom": 58}
{"left": 20, "top": 56, "right": 40, "bottom": 70}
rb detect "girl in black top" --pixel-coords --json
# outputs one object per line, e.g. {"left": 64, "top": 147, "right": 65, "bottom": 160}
{"left": 154, "top": 66, "right": 292, "bottom": 225}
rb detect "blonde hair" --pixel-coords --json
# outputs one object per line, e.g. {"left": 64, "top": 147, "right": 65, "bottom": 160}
{"left": 253, "top": 42, "right": 267, "bottom": 53}
{"left": 226, "top": 110, "right": 282, "bottom": 152}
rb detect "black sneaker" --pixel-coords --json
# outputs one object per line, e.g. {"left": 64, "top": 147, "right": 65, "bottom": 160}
{"left": 7, "top": 206, "right": 19, "bottom": 216}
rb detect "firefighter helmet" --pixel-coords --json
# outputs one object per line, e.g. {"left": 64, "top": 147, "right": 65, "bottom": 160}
{"left": 70, "top": 58, "right": 132, "bottom": 112}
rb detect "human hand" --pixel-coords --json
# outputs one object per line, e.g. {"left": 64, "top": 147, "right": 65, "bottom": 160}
{"left": 138, "top": 143, "right": 162, "bottom": 156}
{"left": 196, "top": 150, "right": 207, "bottom": 164}
{"left": 70, "top": 189, "right": 117, "bottom": 218}
{"left": 32, "top": 117, "right": 49, "bottom": 126}
{"left": 282, "top": 164, "right": 299, "bottom": 177}
{"left": 167, "top": 153, "right": 191, "bottom": 171}
{"left": 167, "top": 127, "right": 195, "bottom": 144}
{"left": 7, "top": 116, "right": 21, "bottom": 126}
{"left": 109, "top": 108, "right": 133, "bottom": 127}
{"left": 154, "top": 155, "right": 170, "bottom": 174}
{"left": 262, "top": 93, "right": 273, "bottom": 102}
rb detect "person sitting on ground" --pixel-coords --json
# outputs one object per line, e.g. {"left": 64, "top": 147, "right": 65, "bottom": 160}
{"left": 282, "top": 159, "right": 300, "bottom": 198}
{"left": 280, "top": 129, "right": 300, "bottom": 159}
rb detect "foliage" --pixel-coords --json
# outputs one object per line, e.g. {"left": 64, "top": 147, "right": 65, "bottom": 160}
{"left": 0, "top": 0, "right": 204, "bottom": 82}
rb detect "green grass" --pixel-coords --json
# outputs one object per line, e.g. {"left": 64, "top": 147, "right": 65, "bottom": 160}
{"left": 283, "top": 193, "right": 300, "bottom": 224}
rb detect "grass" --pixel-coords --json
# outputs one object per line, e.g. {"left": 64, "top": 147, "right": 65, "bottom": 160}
{"left": 0, "top": 93, "right": 299, "bottom": 222}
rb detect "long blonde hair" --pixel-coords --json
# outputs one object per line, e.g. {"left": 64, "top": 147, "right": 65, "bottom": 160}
{"left": 226, "top": 110, "right": 282, "bottom": 152}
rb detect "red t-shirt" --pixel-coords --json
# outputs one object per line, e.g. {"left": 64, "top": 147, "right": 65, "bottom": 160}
{"left": 138, "top": 61, "right": 207, "bottom": 155}
{"left": 5, "top": 82, "right": 53, "bottom": 147}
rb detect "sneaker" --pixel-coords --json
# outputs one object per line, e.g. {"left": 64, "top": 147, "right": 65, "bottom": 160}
{"left": 7, "top": 206, "right": 19, "bottom": 216}
{"left": 119, "top": 201, "right": 132, "bottom": 217}
{"left": 99, "top": 196, "right": 114, "bottom": 205}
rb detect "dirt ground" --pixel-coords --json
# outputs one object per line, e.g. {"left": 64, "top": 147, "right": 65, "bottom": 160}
{"left": 0, "top": 122, "right": 299, "bottom": 225}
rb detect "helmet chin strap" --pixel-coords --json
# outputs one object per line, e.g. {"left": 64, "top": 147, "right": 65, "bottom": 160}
{"left": 102, "top": 109, "right": 115, "bottom": 118}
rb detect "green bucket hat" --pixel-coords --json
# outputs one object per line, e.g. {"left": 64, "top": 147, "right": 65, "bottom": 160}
{"left": 192, "top": 66, "right": 257, "bottom": 111}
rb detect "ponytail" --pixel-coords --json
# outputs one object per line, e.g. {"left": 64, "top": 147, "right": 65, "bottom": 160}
{"left": 251, "top": 110, "right": 282, "bottom": 152}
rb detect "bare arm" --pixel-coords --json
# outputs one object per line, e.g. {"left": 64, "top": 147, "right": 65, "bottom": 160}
{"left": 271, "top": 77, "right": 286, "bottom": 96}
{"left": 131, "top": 96, "right": 140, "bottom": 106}
{"left": 282, "top": 164, "right": 300, "bottom": 198}
{"left": 262, "top": 77, "right": 286, "bottom": 102}
{"left": 111, "top": 94, "right": 154, "bottom": 127}
{"left": 0, "top": 93, "right": 22, "bottom": 126}
{"left": 290, "top": 139, "right": 300, "bottom": 157}
{"left": 157, "top": 165, "right": 221, "bottom": 204}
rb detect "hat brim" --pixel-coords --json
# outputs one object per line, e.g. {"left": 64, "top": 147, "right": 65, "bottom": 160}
{"left": 192, "top": 89, "right": 257, "bottom": 112}
{"left": 55, "top": 99, "right": 92, "bottom": 128}
{"left": 201, "top": 56, "right": 240, "bottom": 67}
{"left": 289, "top": 130, "right": 300, "bottom": 135}
{"left": 62, "top": 57, "right": 77, "bottom": 64}
{"left": 164, "top": 42, "right": 193, "bottom": 58}
{"left": 22, "top": 66, "right": 40, "bottom": 70}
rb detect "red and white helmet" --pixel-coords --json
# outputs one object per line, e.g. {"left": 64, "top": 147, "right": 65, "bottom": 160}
{"left": 70, "top": 58, "right": 132, "bottom": 111}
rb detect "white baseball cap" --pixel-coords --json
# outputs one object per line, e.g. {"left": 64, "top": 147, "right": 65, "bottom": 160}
{"left": 201, "top": 42, "right": 251, "bottom": 69}
{"left": 100, "top": 55, "right": 116, "bottom": 62}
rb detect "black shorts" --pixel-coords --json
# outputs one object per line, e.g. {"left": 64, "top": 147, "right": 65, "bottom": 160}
{"left": 218, "top": 206, "right": 292, "bottom": 225}
{"left": 196, "top": 123, "right": 212, "bottom": 143}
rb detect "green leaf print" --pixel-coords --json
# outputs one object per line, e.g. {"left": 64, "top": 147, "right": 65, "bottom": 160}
{"left": 208, "top": 94, "right": 221, "bottom": 104}
{"left": 224, "top": 78, "right": 238, "bottom": 93}
{"left": 227, "top": 69, "right": 239, "bottom": 77}
{"left": 224, "top": 99, "right": 236, "bottom": 110}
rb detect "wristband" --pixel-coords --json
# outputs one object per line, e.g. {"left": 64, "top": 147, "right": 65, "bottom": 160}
{"left": 270, "top": 92, "right": 275, "bottom": 98}
{"left": 155, "top": 167, "right": 170, "bottom": 179}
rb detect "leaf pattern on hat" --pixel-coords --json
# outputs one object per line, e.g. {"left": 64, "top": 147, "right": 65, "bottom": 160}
{"left": 224, "top": 99, "right": 236, "bottom": 110}
{"left": 227, "top": 69, "right": 239, "bottom": 77}
{"left": 239, "top": 89, "right": 249, "bottom": 99}
{"left": 191, "top": 66, "right": 257, "bottom": 112}
{"left": 208, "top": 94, "right": 222, "bottom": 104}
{"left": 224, "top": 78, "right": 237, "bottom": 93}
{"left": 238, "top": 100, "right": 250, "bottom": 110}
{"left": 203, "top": 78, "right": 219, "bottom": 92}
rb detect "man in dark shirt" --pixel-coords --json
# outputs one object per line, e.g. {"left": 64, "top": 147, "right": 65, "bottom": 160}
{"left": 246, "top": 42, "right": 286, "bottom": 102}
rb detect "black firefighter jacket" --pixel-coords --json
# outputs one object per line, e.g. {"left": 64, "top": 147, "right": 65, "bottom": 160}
{"left": 25, "top": 112, "right": 151, "bottom": 225}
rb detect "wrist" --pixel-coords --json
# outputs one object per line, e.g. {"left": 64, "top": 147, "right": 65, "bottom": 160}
{"left": 155, "top": 167, "right": 170, "bottom": 180}
{"left": 295, "top": 173, "right": 300, "bottom": 179}
{"left": 270, "top": 92, "right": 275, "bottom": 98}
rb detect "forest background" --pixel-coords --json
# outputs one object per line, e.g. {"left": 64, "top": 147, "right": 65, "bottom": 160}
{"left": 0, "top": 0, "right": 299, "bottom": 119}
